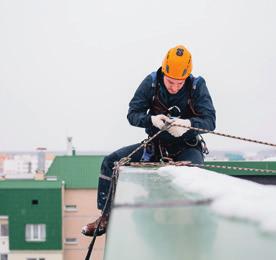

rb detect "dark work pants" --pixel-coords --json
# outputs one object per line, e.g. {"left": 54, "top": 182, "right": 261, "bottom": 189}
{"left": 97, "top": 142, "right": 204, "bottom": 211}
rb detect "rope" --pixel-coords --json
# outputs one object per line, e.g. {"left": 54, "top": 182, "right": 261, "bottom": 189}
{"left": 194, "top": 163, "right": 276, "bottom": 174}
{"left": 85, "top": 164, "right": 120, "bottom": 260}
{"left": 120, "top": 124, "right": 172, "bottom": 163}
{"left": 173, "top": 124, "right": 276, "bottom": 148}
{"left": 128, "top": 161, "right": 276, "bottom": 174}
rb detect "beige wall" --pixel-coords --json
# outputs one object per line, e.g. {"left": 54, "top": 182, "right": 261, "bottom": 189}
{"left": 0, "top": 217, "right": 8, "bottom": 225}
{"left": 8, "top": 251, "right": 63, "bottom": 260}
{"left": 63, "top": 189, "right": 106, "bottom": 260}
{"left": 0, "top": 216, "right": 9, "bottom": 253}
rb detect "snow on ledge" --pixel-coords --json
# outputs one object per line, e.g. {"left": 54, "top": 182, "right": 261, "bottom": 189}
{"left": 158, "top": 166, "right": 276, "bottom": 233}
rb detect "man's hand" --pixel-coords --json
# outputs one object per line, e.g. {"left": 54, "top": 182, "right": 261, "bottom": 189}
{"left": 167, "top": 119, "right": 191, "bottom": 137}
{"left": 151, "top": 114, "right": 169, "bottom": 129}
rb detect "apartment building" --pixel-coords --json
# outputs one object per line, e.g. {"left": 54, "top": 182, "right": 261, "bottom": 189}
{"left": 0, "top": 179, "right": 63, "bottom": 260}
{"left": 0, "top": 152, "right": 54, "bottom": 178}
{"left": 46, "top": 155, "right": 105, "bottom": 260}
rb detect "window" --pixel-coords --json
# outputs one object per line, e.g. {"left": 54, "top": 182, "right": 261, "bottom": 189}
{"left": 64, "top": 238, "right": 78, "bottom": 244}
{"left": 46, "top": 176, "right": 57, "bottom": 181}
{"left": 25, "top": 224, "right": 46, "bottom": 242}
{"left": 0, "top": 224, "right": 8, "bottom": 237}
{"left": 0, "top": 255, "right": 8, "bottom": 260}
{"left": 64, "top": 205, "right": 77, "bottom": 212}
{"left": 32, "top": 200, "right": 39, "bottom": 205}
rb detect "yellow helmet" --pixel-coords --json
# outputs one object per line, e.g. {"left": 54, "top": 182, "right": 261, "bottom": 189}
{"left": 162, "top": 45, "right": 192, "bottom": 80}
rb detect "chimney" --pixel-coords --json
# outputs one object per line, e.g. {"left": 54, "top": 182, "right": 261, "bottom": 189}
{"left": 72, "top": 146, "right": 76, "bottom": 156}
{"left": 67, "top": 137, "right": 73, "bottom": 156}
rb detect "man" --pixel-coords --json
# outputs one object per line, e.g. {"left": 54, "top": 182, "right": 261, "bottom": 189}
{"left": 82, "top": 45, "right": 216, "bottom": 236}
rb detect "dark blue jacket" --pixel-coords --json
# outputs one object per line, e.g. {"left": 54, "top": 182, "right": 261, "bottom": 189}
{"left": 127, "top": 68, "right": 216, "bottom": 145}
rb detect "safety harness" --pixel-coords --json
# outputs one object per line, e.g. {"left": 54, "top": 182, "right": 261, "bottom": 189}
{"left": 149, "top": 69, "right": 201, "bottom": 117}
{"left": 143, "top": 69, "right": 209, "bottom": 161}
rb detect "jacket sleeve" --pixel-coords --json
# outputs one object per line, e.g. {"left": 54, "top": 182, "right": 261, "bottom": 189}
{"left": 127, "top": 75, "right": 154, "bottom": 128}
{"left": 183, "top": 77, "right": 216, "bottom": 140}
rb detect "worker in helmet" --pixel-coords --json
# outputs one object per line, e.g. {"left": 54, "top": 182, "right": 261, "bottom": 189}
{"left": 81, "top": 45, "right": 216, "bottom": 237}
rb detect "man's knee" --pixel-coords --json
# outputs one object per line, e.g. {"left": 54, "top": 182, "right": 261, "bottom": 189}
{"left": 101, "top": 152, "right": 121, "bottom": 176}
{"left": 101, "top": 144, "right": 142, "bottom": 175}
{"left": 176, "top": 148, "right": 204, "bottom": 164}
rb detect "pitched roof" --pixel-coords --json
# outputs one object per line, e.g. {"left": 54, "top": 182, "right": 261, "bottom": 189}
{"left": 46, "top": 155, "right": 104, "bottom": 189}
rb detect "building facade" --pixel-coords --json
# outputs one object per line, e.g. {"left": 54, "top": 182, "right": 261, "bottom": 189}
{"left": 0, "top": 180, "right": 63, "bottom": 260}
{"left": 47, "top": 155, "right": 105, "bottom": 260}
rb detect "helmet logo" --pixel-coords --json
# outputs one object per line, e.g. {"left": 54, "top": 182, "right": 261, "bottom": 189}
{"left": 166, "top": 65, "right": 170, "bottom": 73}
{"left": 182, "top": 69, "right": 187, "bottom": 77}
{"left": 176, "top": 48, "right": 184, "bottom": 56}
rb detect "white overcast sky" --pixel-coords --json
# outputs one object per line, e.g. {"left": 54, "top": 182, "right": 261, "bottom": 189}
{"left": 0, "top": 0, "right": 276, "bottom": 153}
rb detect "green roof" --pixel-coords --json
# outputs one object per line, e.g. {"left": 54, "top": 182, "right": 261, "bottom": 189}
{"left": 46, "top": 155, "right": 104, "bottom": 189}
{"left": 0, "top": 179, "right": 62, "bottom": 189}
